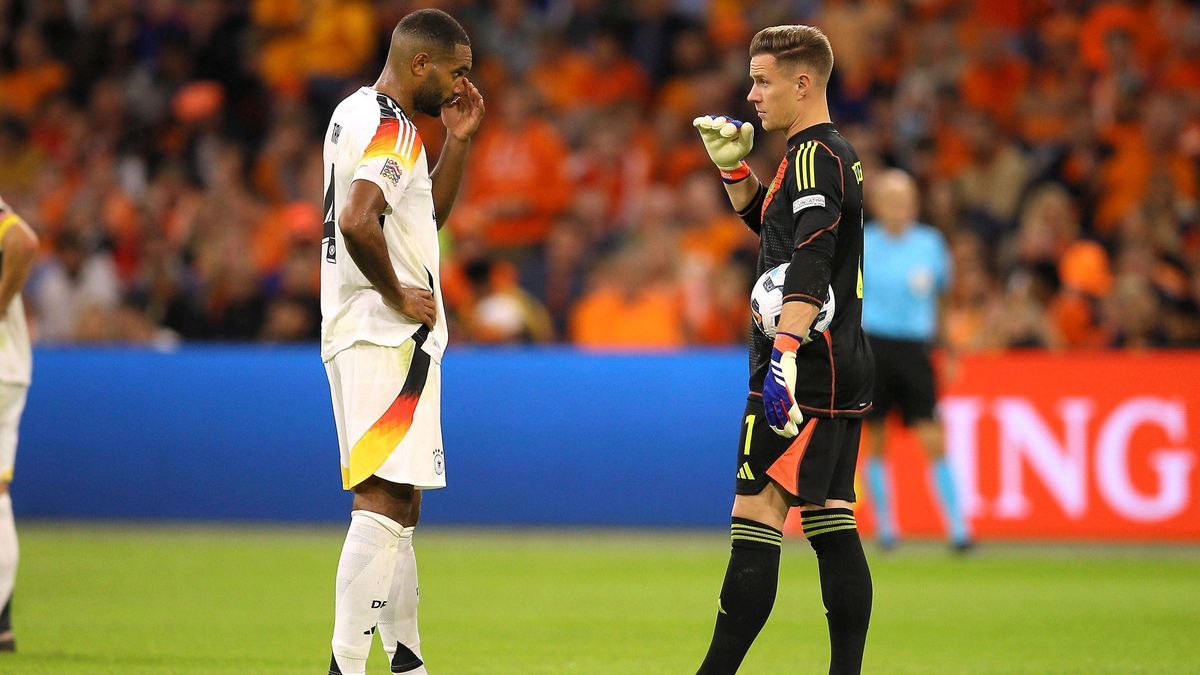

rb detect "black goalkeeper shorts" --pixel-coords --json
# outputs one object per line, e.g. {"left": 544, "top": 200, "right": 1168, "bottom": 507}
{"left": 734, "top": 398, "right": 862, "bottom": 507}
{"left": 864, "top": 334, "right": 937, "bottom": 426}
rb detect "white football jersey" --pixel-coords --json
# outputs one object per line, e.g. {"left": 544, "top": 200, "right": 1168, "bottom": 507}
{"left": 0, "top": 197, "right": 31, "bottom": 386}
{"left": 320, "top": 87, "right": 446, "bottom": 363}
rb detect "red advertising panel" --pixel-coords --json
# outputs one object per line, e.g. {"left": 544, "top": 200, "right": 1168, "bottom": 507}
{"left": 790, "top": 352, "right": 1200, "bottom": 541}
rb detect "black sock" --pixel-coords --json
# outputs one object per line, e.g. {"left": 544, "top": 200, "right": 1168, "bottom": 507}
{"left": 802, "top": 508, "right": 872, "bottom": 675}
{"left": 697, "top": 517, "right": 783, "bottom": 674}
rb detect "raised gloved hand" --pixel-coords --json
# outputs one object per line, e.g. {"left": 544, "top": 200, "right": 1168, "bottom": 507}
{"left": 763, "top": 331, "right": 805, "bottom": 437}
{"left": 692, "top": 115, "right": 754, "bottom": 171}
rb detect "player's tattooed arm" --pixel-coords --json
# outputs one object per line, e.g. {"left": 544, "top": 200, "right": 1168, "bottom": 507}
{"left": 339, "top": 179, "right": 436, "bottom": 327}
{"left": 0, "top": 216, "right": 38, "bottom": 320}
{"left": 431, "top": 77, "right": 485, "bottom": 228}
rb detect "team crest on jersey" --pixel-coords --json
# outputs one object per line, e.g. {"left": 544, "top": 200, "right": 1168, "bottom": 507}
{"left": 761, "top": 156, "right": 790, "bottom": 218}
{"left": 380, "top": 158, "right": 403, "bottom": 186}
{"left": 433, "top": 448, "right": 444, "bottom": 475}
{"left": 331, "top": 123, "right": 342, "bottom": 144}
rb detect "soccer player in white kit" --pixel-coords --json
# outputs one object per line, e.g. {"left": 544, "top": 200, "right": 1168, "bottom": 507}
{"left": 0, "top": 196, "right": 38, "bottom": 654}
{"left": 320, "top": 9, "right": 482, "bottom": 675}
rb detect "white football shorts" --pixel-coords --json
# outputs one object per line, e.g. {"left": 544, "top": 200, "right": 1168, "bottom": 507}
{"left": 0, "top": 383, "right": 28, "bottom": 483}
{"left": 325, "top": 331, "right": 445, "bottom": 491}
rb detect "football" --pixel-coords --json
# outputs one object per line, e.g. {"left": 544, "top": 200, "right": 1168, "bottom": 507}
{"left": 750, "top": 263, "right": 836, "bottom": 340}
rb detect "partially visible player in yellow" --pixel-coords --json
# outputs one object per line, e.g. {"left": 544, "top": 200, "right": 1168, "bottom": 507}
{"left": 0, "top": 196, "right": 38, "bottom": 654}
{"left": 319, "top": 9, "right": 483, "bottom": 675}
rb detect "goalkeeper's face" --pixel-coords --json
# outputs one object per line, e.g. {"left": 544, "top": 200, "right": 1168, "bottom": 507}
{"left": 747, "top": 54, "right": 802, "bottom": 133}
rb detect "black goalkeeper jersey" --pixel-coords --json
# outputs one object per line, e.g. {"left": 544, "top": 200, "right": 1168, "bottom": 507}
{"left": 737, "top": 123, "right": 874, "bottom": 418}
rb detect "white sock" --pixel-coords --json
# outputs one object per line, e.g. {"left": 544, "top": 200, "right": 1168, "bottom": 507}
{"left": 0, "top": 494, "right": 16, "bottom": 611}
{"left": 332, "top": 511, "right": 403, "bottom": 675}
{"left": 379, "top": 526, "right": 425, "bottom": 673}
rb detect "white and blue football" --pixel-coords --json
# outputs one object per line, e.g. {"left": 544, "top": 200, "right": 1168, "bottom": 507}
{"left": 750, "top": 263, "right": 835, "bottom": 340}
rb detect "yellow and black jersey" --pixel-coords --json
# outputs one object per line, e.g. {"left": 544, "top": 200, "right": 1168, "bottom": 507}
{"left": 739, "top": 123, "right": 873, "bottom": 418}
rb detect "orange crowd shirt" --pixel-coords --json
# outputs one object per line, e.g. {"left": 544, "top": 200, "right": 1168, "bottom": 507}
{"left": 463, "top": 119, "right": 573, "bottom": 248}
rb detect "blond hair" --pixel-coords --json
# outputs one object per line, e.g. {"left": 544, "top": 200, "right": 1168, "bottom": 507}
{"left": 750, "top": 25, "right": 834, "bottom": 85}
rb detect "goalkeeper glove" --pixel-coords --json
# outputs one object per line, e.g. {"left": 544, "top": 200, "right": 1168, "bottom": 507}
{"left": 763, "top": 331, "right": 805, "bottom": 438}
{"left": 693, "top": 115, "right": 754, "bottom": 179}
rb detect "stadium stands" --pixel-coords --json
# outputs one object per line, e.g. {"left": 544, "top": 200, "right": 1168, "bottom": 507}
{"left": 0, "top": 0, "right": 1196, "bottom": 348}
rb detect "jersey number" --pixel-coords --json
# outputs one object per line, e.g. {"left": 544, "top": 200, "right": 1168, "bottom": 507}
{"left": 322, "top": 164, "right": 337, "bottom": 263}
{"left": 743, "top": 415, "right": 755, "bottom": 455}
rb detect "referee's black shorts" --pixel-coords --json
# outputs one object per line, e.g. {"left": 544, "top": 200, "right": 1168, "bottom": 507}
{"left": 734, "top": 398, "right": 862, "bottom": 507}
{"left": 864, "top": 334, "right": 937, "bottom": 426}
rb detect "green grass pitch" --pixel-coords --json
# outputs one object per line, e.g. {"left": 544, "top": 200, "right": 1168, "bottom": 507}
{"left": 3, "top": 524, "right": 1197, "bottom": 673}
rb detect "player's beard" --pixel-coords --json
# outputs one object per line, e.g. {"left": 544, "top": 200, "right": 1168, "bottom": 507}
{"left": 413, "top": 80, "right": 449, "bottom": 117}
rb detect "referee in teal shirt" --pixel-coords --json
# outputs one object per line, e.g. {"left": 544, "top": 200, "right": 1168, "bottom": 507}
{"left": 862, "top": 169, "right": 971, "bottom": 551}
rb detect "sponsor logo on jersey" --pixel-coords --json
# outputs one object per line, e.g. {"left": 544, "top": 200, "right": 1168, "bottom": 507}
{"left": 380, "top": 157, "right": 403, "bottom": 186}
{"left": 792, "top": 194, "right": 826, "bottom": 213}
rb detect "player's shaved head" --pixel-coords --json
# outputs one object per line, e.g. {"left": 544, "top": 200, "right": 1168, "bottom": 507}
{"left": 383, "top": 8, "right": 473, "bottom": 118}
{"left": 390, "top": 8, "right": 470, "bottom": 59}
{"left": 750, "top": 25, "right": 834, "bottom": 87}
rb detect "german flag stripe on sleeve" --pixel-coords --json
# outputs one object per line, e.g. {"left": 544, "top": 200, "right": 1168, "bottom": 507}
{"left": 361, "top": 117, "right": 422, "bottom": 172}
{"left": 361, "top": 94, "right": 422, "bottom": 173}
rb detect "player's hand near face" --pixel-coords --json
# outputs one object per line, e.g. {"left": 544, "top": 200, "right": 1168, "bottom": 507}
{"left": 693, "top": 115, "right": 754, "bottom": 171}
{"left": 431, "top": 77, "right": 483, "bottom": 226}
{"left": 388, "top": 288, "right": 436, "bottom": 329}
{"left": 441, "top": 77, "right": 485, "bottom": 142}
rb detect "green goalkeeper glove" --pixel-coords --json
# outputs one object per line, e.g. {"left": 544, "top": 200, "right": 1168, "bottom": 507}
{"left": 692, "top": 115, "right": 754, "bottom": 171}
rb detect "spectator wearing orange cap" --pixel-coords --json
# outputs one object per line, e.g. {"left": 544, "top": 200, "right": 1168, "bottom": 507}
{"left": 1050, "top": 239, "right": 1113, "bottom": 349}
{"left": 1078, "top": 0, "right": 1165, "bottom": 74}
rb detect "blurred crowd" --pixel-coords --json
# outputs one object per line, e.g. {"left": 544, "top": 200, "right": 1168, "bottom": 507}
{"left": 0, "top": 0, "right": 1197, "bottom": 350}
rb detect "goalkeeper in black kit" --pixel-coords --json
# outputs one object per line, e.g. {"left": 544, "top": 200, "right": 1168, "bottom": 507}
{"left": 692, "top": 25, "right": 874, "bottom": 675}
